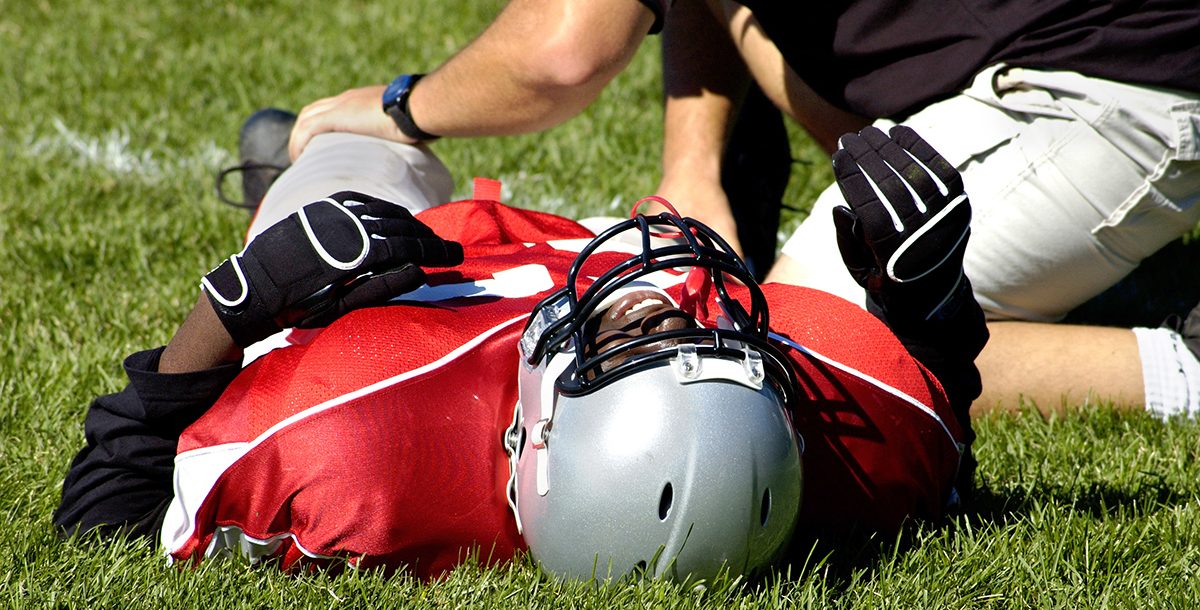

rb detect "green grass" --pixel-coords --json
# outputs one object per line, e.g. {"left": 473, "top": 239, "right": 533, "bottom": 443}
{"left": 2, "top": 1, "right": 1199, "bottom": 608}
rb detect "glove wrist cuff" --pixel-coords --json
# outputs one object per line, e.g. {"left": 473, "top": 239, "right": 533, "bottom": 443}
{"left": 201, "top": 286, "right": 282, "bottom": 348}
{"left": 201, "top": 255, "right": 284, "bottom": 348}
{"left": 869, "top": 273, "right": 975, "bottom": 330}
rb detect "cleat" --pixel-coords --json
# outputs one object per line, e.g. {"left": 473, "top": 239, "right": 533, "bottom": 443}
{"left": 216, "top": 108, "right": 296, "bottom": 212}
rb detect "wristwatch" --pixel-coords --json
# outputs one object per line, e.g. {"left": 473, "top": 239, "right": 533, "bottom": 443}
{"left": 382, "top": 73, "right": 440, "bottom": 141}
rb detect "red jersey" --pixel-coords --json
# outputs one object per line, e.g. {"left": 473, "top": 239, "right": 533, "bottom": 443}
{"left": 161, "top": 199, "right": 963, "bottom": 577}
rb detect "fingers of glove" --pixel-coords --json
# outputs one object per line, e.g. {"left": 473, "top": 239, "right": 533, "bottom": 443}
{"left": 339, "top": 265, "right": 428, "bottom": 312}
{"left": 832, "top": 146, "right": 899, "bottom": 245}
{"left": 325, "top": 190, "right": 437, "bottom": 233}
{"left": 348, "top": 198, "right": 428, "bottom": 228}
{"left": 326, "top": 190, "right": 398, "bottom": 210}
{"left": 373, "top": 235, "right": 465, "bottom": 268}
{"left": 832, "top": 146, "right": 871, "bottom": 203}
{"left": 361, "top": 215, "right": 442, "bottom": 240}
{"left": 843, "top": 127, "right": 923, "bottom": 222}
{"left": 832, "top": 205, "right": 877, "bottom": 285}
{"left": 888, "top": 125, "right": 964, "bottom": 198}
{"left": 861, "top": 126, "right": 942, "bottom": 213}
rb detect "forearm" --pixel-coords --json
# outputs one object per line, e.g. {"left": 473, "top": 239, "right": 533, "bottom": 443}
{"left": 717, "top": 1, "right": 867, "bottom": 154}
{"left": 289, "top": 0, "right": 655, "bottom": 158}
{"left": 660, "top": 0, "right": 748, "bottom": 189}
{"left": 160, "top": 294, "right": 242, "bottom": 374}
{"left": 409, "top": 0, "right": 655, "bottom": 137}
{"left": 655, "top": 0, "right": 749, "bottom": 250}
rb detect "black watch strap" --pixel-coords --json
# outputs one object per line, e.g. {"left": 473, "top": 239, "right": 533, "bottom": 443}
{"left": 383, "top": 73, "right": 440, "bottom": 142}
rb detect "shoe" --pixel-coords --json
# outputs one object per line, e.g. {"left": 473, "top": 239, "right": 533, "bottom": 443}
{"left": 215, "top": 108, "right": 297, "bottom": 212}
{"left": 1181, "top": 301, "right": 1200, "bottom": 360}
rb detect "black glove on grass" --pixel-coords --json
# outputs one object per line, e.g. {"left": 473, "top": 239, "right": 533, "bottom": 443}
{"left": 202, "top": 191, "right": 464, "bottom": 347}
{"left": 831, "top": 125, "right": 973, "bottom": 324}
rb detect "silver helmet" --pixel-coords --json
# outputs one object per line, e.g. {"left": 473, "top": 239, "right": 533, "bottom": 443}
{"left": 504, "top": 210, "right": 803, "bottom": 583}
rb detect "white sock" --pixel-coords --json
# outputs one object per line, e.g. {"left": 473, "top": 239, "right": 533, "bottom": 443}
{"left": 1132, "top": 327, "right": 1200, "bottom": 419}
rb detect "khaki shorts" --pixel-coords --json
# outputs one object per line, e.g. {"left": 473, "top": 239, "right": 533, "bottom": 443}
{"left": 247, "top": 132, "right": 453, "bottom": 241}
{"left": 779, "top": 64, "right": 1200, "bottom": 321}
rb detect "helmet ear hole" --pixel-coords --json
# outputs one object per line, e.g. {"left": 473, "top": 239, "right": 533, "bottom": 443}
{"left": 760, "top": 488, "right": 772, "bottom": 527}
{"left": 658, "top": 482, "right": 674, "bottom": 521}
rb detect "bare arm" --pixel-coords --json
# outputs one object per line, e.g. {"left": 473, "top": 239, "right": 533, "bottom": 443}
{"left": 655, "top": 0, "right": 750, "bottom": 254}
{"left": 289, "top": 0, "right": 656, "bottom": 159}
{"left": 159, "top": 294, "right": 243, "bottom": 374}
{"left": 720, "top": 2, "right": 867, "bottom": 154}
{"left": 656, "top": 1, "right": 868, "bottom": 255}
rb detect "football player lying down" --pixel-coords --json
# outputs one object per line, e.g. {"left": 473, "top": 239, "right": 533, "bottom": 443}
{"left": 55, "top": 126, "right": 986, "bottom": 582}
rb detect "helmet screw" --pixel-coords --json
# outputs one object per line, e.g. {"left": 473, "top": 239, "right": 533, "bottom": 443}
{"left": 673, "top": 344, "right": 701, "bottom": 380}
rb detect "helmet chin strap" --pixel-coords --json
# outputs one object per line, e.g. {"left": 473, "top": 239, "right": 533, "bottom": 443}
{"left": 678, "top": 267, "right": 713, "bottom": 320}
{"left": 502, "top": 400, "right": 524, "bottom": 534}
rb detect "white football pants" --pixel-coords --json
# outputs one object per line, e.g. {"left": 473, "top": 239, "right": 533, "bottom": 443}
{"left": 780, "top": 64, "right": 1200, "bottom": 321}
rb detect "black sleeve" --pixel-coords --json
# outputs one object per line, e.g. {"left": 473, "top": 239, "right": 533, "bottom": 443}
{"left": 52, "top": 348, "right": 242, "bottom": 542}
{"left": 867, "top": 278, "right": 989, "bottom": 490}
{"left": 636, "top": 0, "right": 672, "bottom": 34}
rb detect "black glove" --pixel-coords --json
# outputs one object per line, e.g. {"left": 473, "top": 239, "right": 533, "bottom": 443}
{"left": 831, "top": 125, "right": 972, "bottom": 323}
{"left": 201, "top": 191, "right": 464, "bottom": 347}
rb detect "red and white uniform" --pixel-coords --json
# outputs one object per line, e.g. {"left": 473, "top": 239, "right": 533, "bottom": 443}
{"left": 161, "top": 199, "right": 963, "bottom": 577}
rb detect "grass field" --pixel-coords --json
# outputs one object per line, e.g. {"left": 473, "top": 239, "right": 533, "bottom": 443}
{"left": 2, "top": 1, "right": 1199, "bottom": 607}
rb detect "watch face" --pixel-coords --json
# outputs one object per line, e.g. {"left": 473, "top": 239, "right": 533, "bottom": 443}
{"left": 380, "top": 73, "right": 435, "bottom": 140}
{"left": 382, "top": 74, "right": 414, "bottom": 108}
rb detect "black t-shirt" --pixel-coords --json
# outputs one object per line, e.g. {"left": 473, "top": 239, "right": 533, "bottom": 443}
{"left": 638, "top": 0, "right": 671, "bottom": 33}
{"left": 735, "top": 0, "right": 1200, "bottom": 118}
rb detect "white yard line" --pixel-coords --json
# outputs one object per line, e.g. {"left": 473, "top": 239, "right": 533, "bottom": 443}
{"left": 25, "top": 119, "right": 231, "bottom": 183}
{"left": 23, "top": 121, "right": 624, "bottom": 215}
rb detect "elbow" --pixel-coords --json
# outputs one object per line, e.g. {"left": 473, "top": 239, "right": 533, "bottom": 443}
{"left": 526, "top": 41, "right": 625, "bottom": 90}
{"left": 532, "top": 50, "right": 619, "bottom": 90}
{"left": 497, "top": 0, "right": 651, "bottom": 95}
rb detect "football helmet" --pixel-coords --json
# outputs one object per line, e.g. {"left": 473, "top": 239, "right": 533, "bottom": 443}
{"left": 503, "top": 208, "right": 803, "bottom": 582}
